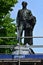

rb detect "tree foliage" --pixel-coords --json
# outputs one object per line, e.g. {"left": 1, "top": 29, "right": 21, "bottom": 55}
{"left": 0, "top": 0, "right": 18, "bottom": 53}
{"left": 0, "top": 0, "right": 17, "bottom": 16}
{"left": 0, "top": 0, "right": 18, "bottom": 25}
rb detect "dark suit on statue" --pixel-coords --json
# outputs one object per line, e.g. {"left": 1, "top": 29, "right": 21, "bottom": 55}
{"left": 16, "top": 8, "right": 36, "bottom": 45}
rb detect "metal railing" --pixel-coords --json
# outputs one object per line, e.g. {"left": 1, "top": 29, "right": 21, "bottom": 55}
{"left": 0, "top": 36, "right": 43, "bottom": 65}
{"left": 0, "top": 36, "right": 43, "bottom": 52}
{"left": 0, "top": 36, "right": 43, "bottom": 48}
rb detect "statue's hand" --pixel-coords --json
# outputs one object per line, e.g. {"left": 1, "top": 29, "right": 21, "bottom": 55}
{"left": 29, "top": 25, "right": 32, "bottom": 30}
{"left": 17, "top": 27, "right": 19, "bottom": 30}
{"left": 26, "top": 24, "right": 32, "bottom": 29}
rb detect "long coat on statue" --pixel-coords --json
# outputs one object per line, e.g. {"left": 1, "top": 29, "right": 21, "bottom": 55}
{"left": 16, "top": 8, "right": 36, "bottom": 45}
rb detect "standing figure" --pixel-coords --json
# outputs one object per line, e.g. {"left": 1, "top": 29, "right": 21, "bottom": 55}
{"left": 16, "top": 1, "right": 36, "bottom": 45}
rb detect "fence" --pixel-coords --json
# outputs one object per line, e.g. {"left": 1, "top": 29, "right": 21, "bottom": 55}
{"left": 0, "top": 36, "right": 43, "bottom": 65}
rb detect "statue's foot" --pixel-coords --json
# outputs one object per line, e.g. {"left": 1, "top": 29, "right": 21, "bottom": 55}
{"left": 29, "top": 48, "right": 35, "bottom": 54}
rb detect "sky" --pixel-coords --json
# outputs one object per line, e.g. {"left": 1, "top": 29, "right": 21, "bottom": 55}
{"left": 10, "top": 0, "right": 43, "bottom": 53}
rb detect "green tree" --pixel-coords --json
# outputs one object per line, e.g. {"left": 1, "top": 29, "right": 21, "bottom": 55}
{"left": 0, "top": 0, "right": 18, "bottom": 53}
{"left": 0, "top": 0, "right": 18, "bottom": 27}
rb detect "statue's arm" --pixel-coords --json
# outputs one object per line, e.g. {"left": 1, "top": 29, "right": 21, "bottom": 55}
{"left": 33, "top": 16, "right": 36, "bottom": 25}
{"left": 29, "top": 10, "right": 33, "bottom": 16}
{"left": 29, "top": 10, "right": 36, "bottom": 24}
{"left": 29, "top": 10, "right": 36, "bottom": 29}
{"left": 32, "top": 16, "right": 36, "bottom": 30}
{"left": 16, "top": 10, "right": 20, "bottom": 27}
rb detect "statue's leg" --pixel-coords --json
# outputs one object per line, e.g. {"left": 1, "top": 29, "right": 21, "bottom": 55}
{"left": 17, "top": 27, "right": 20, "bottom": 41}
{"left": 29, "top": 29, "right": 33, "bottom": 45}
{"left": 17, "top": 27, "right": 22, "bottom": 43}
{"left": 24, "top": 28, "right": 28, "bottom": 45}
{"left": 24, "top": 28, "right": 33, "bottom": 45}
{"left": 19, "top": 25, "right": 23, "bottom": 43}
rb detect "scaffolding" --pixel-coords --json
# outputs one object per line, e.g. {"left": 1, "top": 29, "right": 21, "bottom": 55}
{"left": 0, "top": 36, "right": 43, "bottom": 65}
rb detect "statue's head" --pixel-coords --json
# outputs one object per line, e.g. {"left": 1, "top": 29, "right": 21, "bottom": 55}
{"left": 22, "top": 1, "right": 27, "bottom": 8}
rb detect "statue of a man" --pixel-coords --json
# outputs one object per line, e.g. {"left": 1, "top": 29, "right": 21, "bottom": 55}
{"left": 16, "top": 1, "right": 36, "bottom": 45}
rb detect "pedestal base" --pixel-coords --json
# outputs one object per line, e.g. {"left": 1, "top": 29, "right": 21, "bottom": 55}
{"left": 12, "top": 43, "right": 34, "bottom": 55}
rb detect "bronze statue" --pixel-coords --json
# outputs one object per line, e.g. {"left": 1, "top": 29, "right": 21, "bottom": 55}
{"left": 16, "top": 1, "right": 36, "bottom": 45}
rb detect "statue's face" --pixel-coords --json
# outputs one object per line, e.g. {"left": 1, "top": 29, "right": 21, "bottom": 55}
{"left": 22, "top": 3, "right": 27, "bottom": 8}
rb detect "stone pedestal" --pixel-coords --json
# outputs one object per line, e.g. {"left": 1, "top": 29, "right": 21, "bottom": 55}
{"left": 12, "top": 43, "right": 35, "bottom": 55}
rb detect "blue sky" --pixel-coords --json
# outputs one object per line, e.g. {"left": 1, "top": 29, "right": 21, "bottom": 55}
{"left": 10, "top": 0, "right": 43, "bottom": 53}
